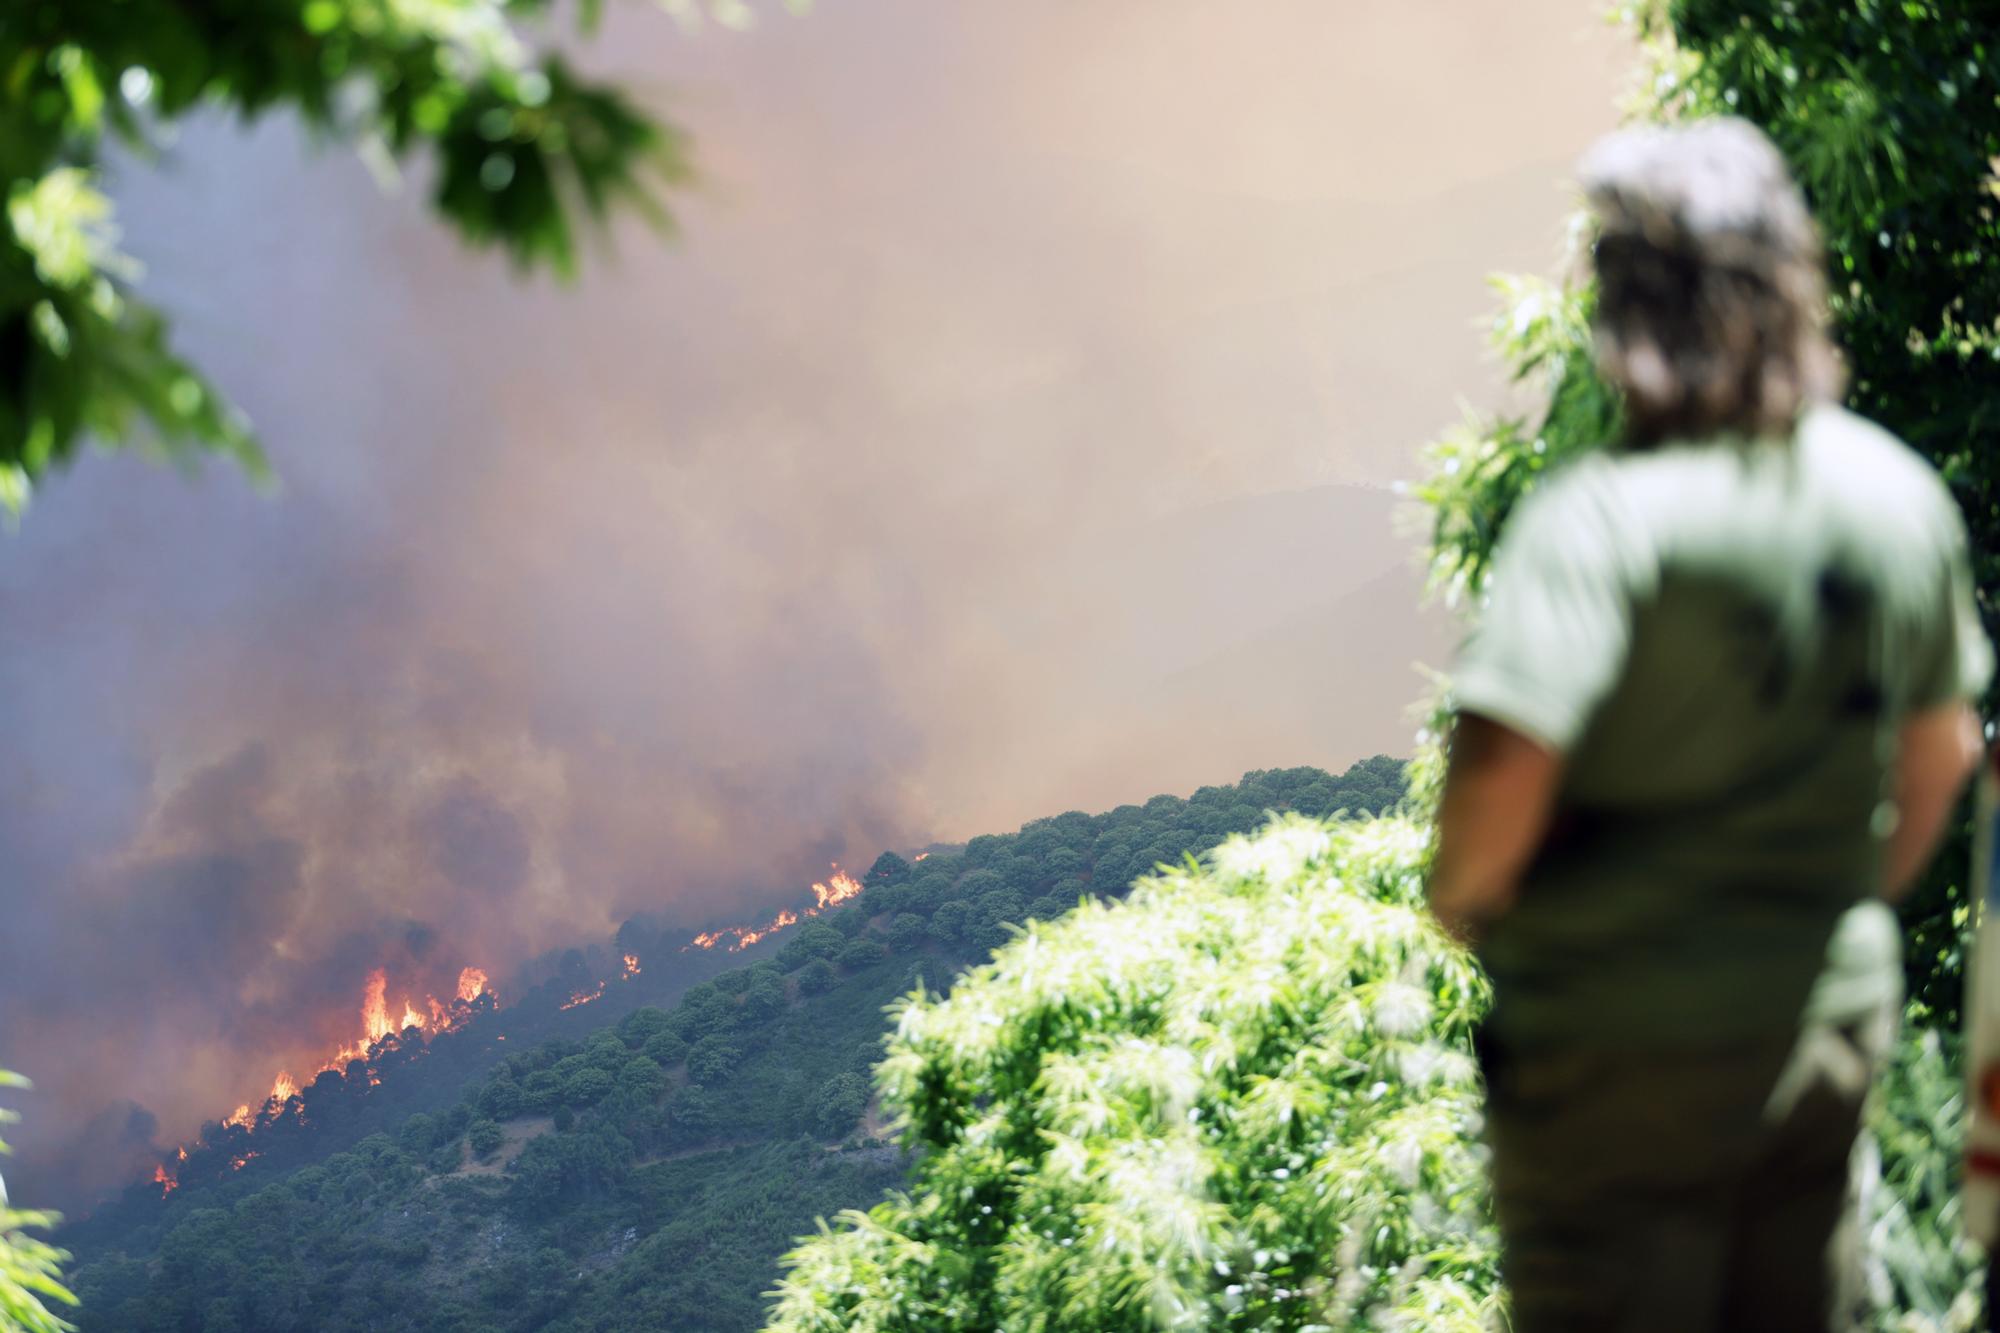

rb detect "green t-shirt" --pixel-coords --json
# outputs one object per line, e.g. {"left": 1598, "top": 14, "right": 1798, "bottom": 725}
{"left": 1455, "top": 405, "right": 1992, "bottom": 1050}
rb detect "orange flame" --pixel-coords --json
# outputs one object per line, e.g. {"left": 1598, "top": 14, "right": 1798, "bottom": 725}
{"left": 270, "top": 1071, "right": 299, "bottom": 1103}
{"left": 223, "top": 1104, "right": 253, "bottom": 1130}
{"left": 457, "top": 966, "right": 489, "bottom": 1002}
{"left": 153, "top": 1163, "right": 178, "bottom": 1196}
{"left": 683, "top": 864, "right": 863, "bottom": 953}
{"left": 561, "top": 982, "right": 606, "bottom": 1010}
{"left": 810, "top": 870, "right": 864, "bottom": 911}
{"left": 360, "top": 968, "right": 391, "bottom": 1044}
{"left": 622, "top": 953, "right": 642, "bottom": 978}
{"left": 913, "top": 851, "right": 929, "bottom": 862}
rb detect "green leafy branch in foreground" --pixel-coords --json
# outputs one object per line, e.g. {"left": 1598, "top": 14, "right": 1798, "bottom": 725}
{"left": 1, "top": 0, "right": 787, "bottom": 514}
{"left": 768, "top": 815, "right": 1498, "bottom": 1333}
{"left": 0, "top": 1071, "right": 74, "bottom": 1333}
{"left": 1865, "top": 1027, "right": 1982, "bottom": 1332}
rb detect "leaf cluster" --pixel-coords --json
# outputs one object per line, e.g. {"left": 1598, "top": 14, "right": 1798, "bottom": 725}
{"left": 0, "top": 0, "right": 720, "bottom": 512}
{"left": 0, "top": 1070, "right": 76, "bottom": 1333}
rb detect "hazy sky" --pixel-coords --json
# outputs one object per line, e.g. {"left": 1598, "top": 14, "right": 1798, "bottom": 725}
{"left": 0, "top": 0, "right": 1627, "bottom": 1202}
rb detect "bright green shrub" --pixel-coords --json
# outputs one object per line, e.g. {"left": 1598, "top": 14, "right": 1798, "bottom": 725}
{"left": 768, "top": 816, "right": 1495, "bottom": 1333}
{"left": 1863, "top": 1025, "right": 1983, "bottom": 1331}
{"left": 2, "top": 1071, "right": 75, "bottom": 1333}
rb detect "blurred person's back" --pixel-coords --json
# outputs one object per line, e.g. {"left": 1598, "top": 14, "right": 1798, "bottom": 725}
{"left": 1461, "top": 403, "right": 1980, "bottom": 1051}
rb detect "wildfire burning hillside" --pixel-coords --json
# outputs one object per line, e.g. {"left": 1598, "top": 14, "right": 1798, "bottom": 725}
{"left": 149, "top": 863, "right": 861, "bottom": 1198}
{"left": 152, "top": 964, "right": 494, "bottom": 1196}
{"left": 276, "top": 965, "right": 492, "bottom": 1098}
{"left": 685, "top": 868, "right": 864, "bottom": 953}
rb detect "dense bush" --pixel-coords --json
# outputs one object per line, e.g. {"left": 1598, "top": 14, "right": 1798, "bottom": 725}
{"left": 885, "top": 914, "right": 926, "bottom": 953}
{"left": 468, "top": 1120, "right": 505, "bottom": 1161}
{"left": 837, "top": 938, "right": 889, "bottom": 970}
{"left": 687, "top": 1038, "right": 741, "bottom": 1089}
{"left": 562, "top": 1067, "right": 615, "bottom": 1109}
{"left": 619, "top": 1057, "right": 669, "bottom": 1103}
{"left": 810, "top": 1074, "right": 871, "bottom": 1142}
{"left": 769, "top": 817, "right": 1493, "bottom": 1332}
{"left": 643, "top": 1031, "right": 690, "bottom": 1069}
{"left": 775, "top": 924, "right": 845, "bottom": 974}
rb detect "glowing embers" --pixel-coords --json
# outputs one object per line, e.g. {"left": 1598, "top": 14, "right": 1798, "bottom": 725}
{"left": 684, "top": 867, "right": 864, "bottom": 953}
{"left": 561, "top": 981, "right": 607, "bottom": 1010}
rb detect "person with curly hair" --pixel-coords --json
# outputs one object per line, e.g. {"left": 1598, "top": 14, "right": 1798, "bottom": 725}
{"left": 1427, "top": 118, "right": 1990, "bottom": 1331}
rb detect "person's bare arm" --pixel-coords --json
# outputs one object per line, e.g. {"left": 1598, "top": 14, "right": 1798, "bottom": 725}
{"left": 1883, "top": 701, "right": 1984, "bottom": 902}
{"left": 1428, "top": 714, "right": 1565, "bottom": 947}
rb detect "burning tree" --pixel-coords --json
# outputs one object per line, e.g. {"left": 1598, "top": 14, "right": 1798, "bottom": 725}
{"left": 150, "top": 964, "right": 498, "bottom": 1198}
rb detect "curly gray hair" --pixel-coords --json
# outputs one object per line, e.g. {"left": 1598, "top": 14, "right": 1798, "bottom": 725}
{"left": 1579, "top": 117, "right": 1843, "bottom": 447}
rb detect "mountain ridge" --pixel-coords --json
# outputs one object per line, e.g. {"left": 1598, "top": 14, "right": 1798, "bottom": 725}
{"left": 64, "top": 757, "right": 1406, "bottom": 1332}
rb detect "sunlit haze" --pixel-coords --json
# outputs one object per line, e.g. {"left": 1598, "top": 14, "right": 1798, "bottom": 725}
{"left": 0, "top": 0, "right": 1625, "bottom": 1204}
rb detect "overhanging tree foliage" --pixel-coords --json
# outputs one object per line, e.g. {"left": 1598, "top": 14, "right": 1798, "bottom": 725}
{"left": 0, "top": 0, "right": 783, "bottom": 514}
{"left": 771, "top": 6, "right": 2000, "bottom": 1330}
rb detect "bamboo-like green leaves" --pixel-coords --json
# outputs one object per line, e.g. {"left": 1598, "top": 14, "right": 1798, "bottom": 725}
{"left": 0, "top": 1072, "right": 75, "bottom": 1333}
{"left": 767, "top": 816, "right": 1500, "bottom": 1333}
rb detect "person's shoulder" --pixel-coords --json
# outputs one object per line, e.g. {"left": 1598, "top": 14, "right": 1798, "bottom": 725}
{"left": 1515, "top": 449, "right": 1625, "bottom": 519}
{"left": 1501, "top": 449, "right": 1656, "bottom": 580}
{"left": 1797, "top": 403, "right": 1953, "bottom": 516}
{"left": 1796, "top": 403, "right": 1964, "bottom": 554}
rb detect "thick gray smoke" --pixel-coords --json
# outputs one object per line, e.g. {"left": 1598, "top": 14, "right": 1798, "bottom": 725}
{"left": 0, "top": 0, "right": 1622, "bottom": 1208}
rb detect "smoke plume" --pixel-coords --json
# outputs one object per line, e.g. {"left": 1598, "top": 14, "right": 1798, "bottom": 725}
{"left": 0, "top": 0, "right": 1623, "bottom": 1207}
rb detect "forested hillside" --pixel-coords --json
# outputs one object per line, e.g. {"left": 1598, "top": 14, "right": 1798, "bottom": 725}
{"left": 61, "top": 758, "right": 1405, "bottom": 1332}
